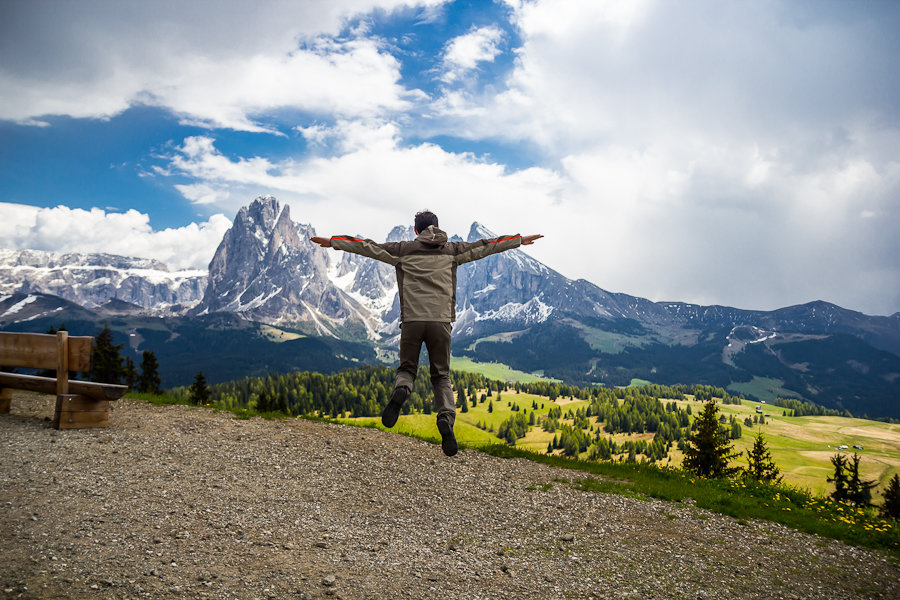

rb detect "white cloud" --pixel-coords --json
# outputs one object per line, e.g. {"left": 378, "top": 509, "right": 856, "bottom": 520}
{"left": 3, "top": 0, "right": 899, "bottom": 315}
{"left": 420, "top": 0, "right": 900, "bottom": 315}
{"left": 0, "top": 203, "right": 232, "bottom": 271}
{"left": 162, "top": 124, "right": 563, "bottom": 244}
{"left": 441, "top": 25, "right": 504, "bottom": 83}
{"left": 0, "top": 0, "right": 446, "bottom": 130}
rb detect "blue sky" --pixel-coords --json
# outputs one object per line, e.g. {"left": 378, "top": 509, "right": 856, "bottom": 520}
{"left": 1, "top": 0, "right": 899, "bottom": 315}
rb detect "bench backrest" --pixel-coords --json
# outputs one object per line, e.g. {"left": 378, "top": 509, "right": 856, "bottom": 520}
{"left": 0, "top": 332, "right": 94, "bottom": 394}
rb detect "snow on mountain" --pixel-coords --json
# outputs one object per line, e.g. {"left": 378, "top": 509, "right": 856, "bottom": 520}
{"left": 0, "top": 248, "right": 206, "bottom": 312}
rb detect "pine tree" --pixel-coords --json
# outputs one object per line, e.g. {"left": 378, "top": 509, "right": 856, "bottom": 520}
{"left": 138, "top": 350, "right": 161, "bottom": 394}
{"left": 682, "top": 400, "right": 739, "bottom": 478}
{"left": 123, "top": 357, "right": 139, "bottom": 390}
{"left": 846, "top": 453, "right": 877, "bottom": 506}
{"left": 879, "top": 474, "right": 900, "bottom": 521}
{"left": 744, "top": 432, "right": 782, "bottom": 483}
{"left": 188, "top": 371, "right": 210, "bottom": 405}
{"left": 828, "top": 453, "right": 850, "bottom": 503}
{"left": 92, "top": 326, "right": 124, "bottom": 384}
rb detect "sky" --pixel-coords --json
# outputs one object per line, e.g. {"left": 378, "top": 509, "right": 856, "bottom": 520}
{"left": 1, "top": 0, "right": 899, "bottom": 316}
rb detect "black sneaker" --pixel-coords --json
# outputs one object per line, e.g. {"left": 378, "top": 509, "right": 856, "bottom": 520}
{"left": 437, "top": 417, "right": 458, "bottom": 457}
{"left": 381, "top": 387, "right": 408, "bottom": 428}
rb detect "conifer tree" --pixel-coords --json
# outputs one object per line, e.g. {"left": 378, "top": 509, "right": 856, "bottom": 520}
{"left": 138, "top": 350, "right": 161, "bottom": 394}
{"left": 828, "top": 453, "right": 850, "bottom": 502}
{"left": 744, "top": 432, "right": 782, "bottom": 483}
{"left": 880, "top": 474, "right": 900, "bottom": 521}
{"left": 188, "top": 371, "right": 210, "bottom": 405}
{"left": 123, "top": 357, "right": 139, "bottom": 390}
{"left": 846, "top": 453, "right": 877, "bottom": 506}
{"left": 682, "top": 400, "right": 739, "bottom": 478}
{"left": 92, "top": 326, "right": 124, "bottom": 384}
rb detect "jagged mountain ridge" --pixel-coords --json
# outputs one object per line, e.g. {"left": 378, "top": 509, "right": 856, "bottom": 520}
{"left": 0, "top": 248, "right": 206, "bottom": 311}
{"left": 190, "top": 197, "right": 382, "bottom": 340}
{"left": 2, "top": 195, "right": 898, "bottom": 416}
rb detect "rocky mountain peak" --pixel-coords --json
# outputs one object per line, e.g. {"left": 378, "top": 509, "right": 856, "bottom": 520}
{"left": 467, "top": 222, "right": 497, "bottom": 243}
{"left": 387, "top": 225, "right": 415, "bottom": 242}
{"left": 193, "top": 196, "right": 379, "bottom": 340}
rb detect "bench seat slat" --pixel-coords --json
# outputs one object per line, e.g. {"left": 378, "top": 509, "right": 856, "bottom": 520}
{"left": 0, "top": 372, "right": 127, "bottom": 401}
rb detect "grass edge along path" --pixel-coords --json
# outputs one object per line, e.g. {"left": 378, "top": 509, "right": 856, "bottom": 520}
{"left": 131, "top": 391, "right": 900, "bottom": 557}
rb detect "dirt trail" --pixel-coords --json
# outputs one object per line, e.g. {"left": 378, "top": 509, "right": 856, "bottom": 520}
{"left": 2, "top": 392, "right": 898, "bottom": 599}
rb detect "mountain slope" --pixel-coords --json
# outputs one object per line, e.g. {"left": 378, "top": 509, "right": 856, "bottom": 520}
{"left": 0, "top": 249, "right": 205, "bottom": 312}
{"left": 191, "top": 196, "right": 381, "bottom": 340}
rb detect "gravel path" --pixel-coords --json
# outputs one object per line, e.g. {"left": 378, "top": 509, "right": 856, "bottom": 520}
{"left": 2, "top": 391, "right": 899, "bottom": 600}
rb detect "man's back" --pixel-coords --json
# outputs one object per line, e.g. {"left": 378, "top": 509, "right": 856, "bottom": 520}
{"left": 331, "top": 225, "right": 523, "bottom": 323}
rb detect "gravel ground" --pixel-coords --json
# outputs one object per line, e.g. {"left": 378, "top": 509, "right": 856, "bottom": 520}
{"left": 2, "top": 391, "right": 899, "bottom": 600}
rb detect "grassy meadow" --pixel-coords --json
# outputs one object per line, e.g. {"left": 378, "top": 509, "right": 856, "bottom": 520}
{"left": 449, "top": 356, "right": 559, "bottom": 383}
{"left": 705, "top": 398, "right": 900, "bottom": 496}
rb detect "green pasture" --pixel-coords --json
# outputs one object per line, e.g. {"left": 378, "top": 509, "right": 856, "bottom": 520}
{"left": 674, "top": 396, "right": 900, "bottom": 496}
{"left": 338, "top": 386, "right": 900, "bottom": 498}
{"left": 340, "top": 412, "right": 498, "bottom": 445}
{"left": 448, "top": 356, "right": 557, "bottom": 383}
{"left": 628, "top": 378, "right": 653, "bottom": 387}
{"left": 339, "top": 390, "right": 591, "bottom": 450}
{"left": 726, "top": 376, "right": 802, "bottom": 404}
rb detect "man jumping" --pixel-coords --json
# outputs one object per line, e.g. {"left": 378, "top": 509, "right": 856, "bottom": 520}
{"left": 311, "top": 210, "right": 542, "bottom": 456}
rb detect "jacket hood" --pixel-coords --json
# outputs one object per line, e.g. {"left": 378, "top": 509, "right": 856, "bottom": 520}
{"left": 415, "top": 225, "right": 447, "bottom": 247}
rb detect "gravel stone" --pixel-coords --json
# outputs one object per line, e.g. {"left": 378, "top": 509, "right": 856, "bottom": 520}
{"left": 2, "top": 391, "right": 899, "bottom": 599}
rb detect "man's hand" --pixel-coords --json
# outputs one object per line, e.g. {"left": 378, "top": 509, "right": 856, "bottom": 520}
{"left": 310, "top": 236, "right": 332, "bottom": 248}
{"left": 521, "top": 234, "right": 543, "bottom": 245}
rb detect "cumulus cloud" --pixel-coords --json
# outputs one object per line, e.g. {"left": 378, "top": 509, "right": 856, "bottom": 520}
{"left": 440, "top": 25, "right": 504, "bottom": 83}
{"left": 0, "top": 203, "right": 232, "bottom": 271}
{"left": 3, "top": 0, "right": 899, "bottom": 315}
{"left": 0, "top": 0, "right": 445, "bottom": 130}
{"left": 421, "top": 0, "right": 900, "bottom": 315}
{"left": 161, "top": 124, "right": 563, "bottom": 244}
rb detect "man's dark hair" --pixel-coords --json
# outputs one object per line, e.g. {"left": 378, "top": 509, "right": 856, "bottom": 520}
{"left": 414, "top": 210, "right": 439, "bottom": 232}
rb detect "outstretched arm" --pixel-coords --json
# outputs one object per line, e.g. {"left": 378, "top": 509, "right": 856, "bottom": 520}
{"left": 310, "top": 235, "right": 400, "bottom": 265}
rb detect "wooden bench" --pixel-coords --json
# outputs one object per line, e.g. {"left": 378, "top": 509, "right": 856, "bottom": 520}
{"left": 0, "top": 331, "right": 128, "bottom": 429}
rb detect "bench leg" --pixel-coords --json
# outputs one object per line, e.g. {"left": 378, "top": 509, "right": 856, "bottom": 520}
{"left": 54, "top": 394, "right": 110, "bottom": 429}
{"left": 0, "top": 388, "right": 11, "bottom": 414}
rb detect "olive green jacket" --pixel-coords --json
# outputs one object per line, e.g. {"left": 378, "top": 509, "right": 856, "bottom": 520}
{"left": 331, "top": 226, "right": 522, "bottom": 323}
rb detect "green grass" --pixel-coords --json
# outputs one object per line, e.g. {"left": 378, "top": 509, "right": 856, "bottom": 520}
{"left": 628, "top": 378, "right": 653, "bottom": 387}
{"left": 704, "top": 398, "right": 900, "bottom": 496}
{"left": 449, "top": 356, "right": 559, "bottom": 383}
{"left": 727, "top": 376, "right": 802, "bottom": 404}
{"left": 575, "top": 325, "right": 650, "bottom": 354}
{"left": 337, "top": 413, "right": 498, "bottom": 444}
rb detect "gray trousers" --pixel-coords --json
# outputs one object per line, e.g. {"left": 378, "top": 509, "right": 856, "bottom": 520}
{"left": 394, "top": 321, "right": 454, "bottom": 425}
